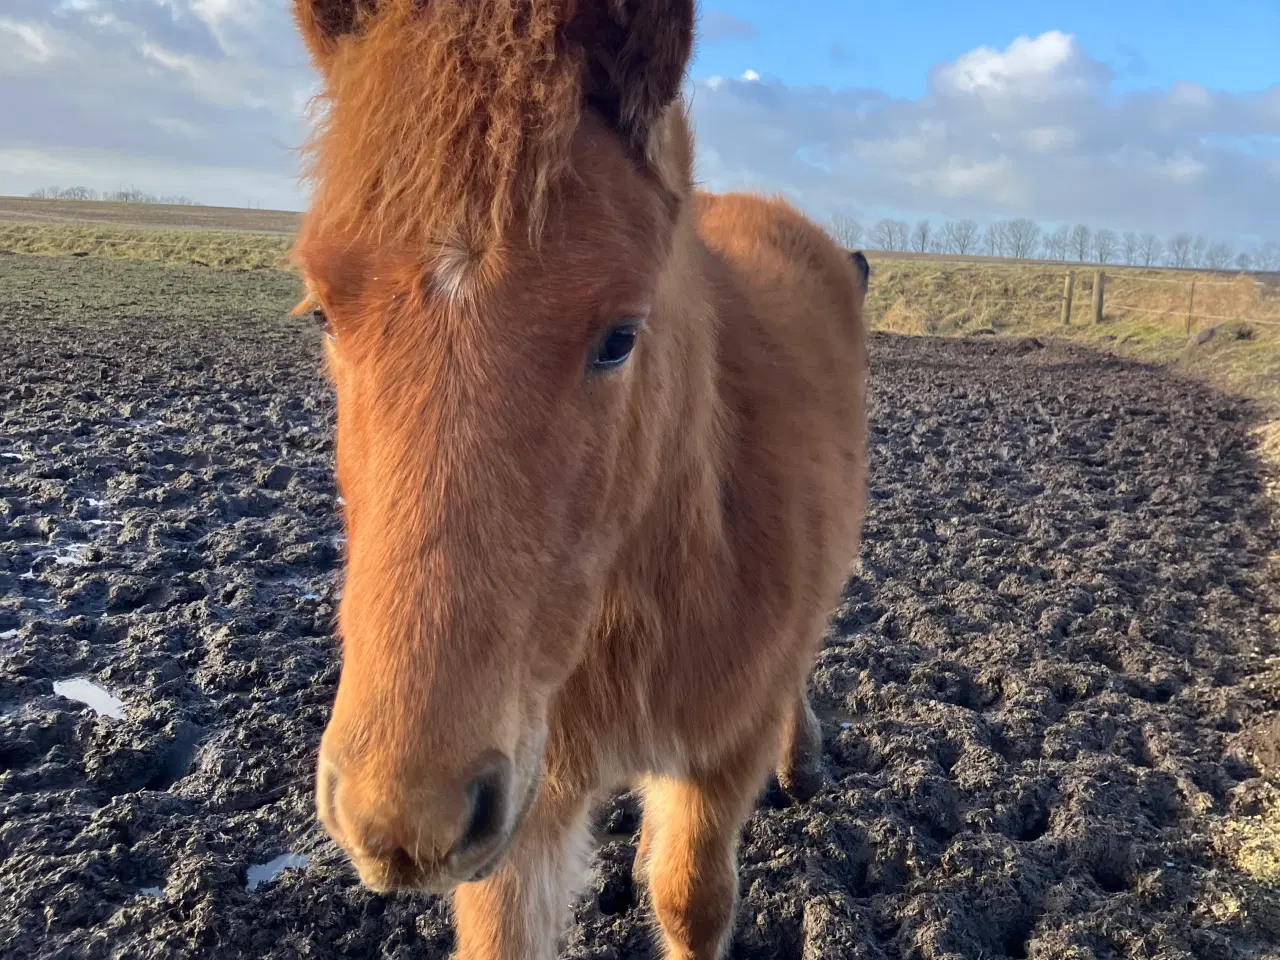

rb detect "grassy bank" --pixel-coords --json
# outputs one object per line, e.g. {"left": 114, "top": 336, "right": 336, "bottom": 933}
{"left": 3, "top": 214, "right": 1278, "bottom": 407}
{"left": 866, "top": 258, "right": 1280, "bottom": 408}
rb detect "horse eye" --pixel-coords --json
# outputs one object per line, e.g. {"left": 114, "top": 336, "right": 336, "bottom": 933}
{"left": 589, "top": 321, "right": 640, "bottom": 373}
{"left": 308, "top": 308, "right": 337, "bottom": 343}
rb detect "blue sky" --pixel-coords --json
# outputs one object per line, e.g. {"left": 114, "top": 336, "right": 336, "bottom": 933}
{"left": 691, "top": 0, "right": 1280, "bottom": 99}
{"left": 1, "top": 1, "right": 1277, "bottom": 248}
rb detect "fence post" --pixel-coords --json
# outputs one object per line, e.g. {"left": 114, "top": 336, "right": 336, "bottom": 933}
{"left": 1091, "top": 271, "right": 1105, "bottom": 324}
{"left": 1185, "top": 281, "right": 1196, "bottom": 335}
{"left": 1061, "top": 271, "right": 1075, "bottom": 325}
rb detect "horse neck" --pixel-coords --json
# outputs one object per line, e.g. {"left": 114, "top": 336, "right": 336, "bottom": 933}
{"left": 615, "top": 221, "right": 730, "bottom": 592}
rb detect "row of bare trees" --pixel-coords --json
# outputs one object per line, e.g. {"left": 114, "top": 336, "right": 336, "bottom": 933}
{"left": 27, "top": 185, "right": 201, "bottom": 206}
{"left": 828, "top": 213, "right": 1280, "bottom": 273}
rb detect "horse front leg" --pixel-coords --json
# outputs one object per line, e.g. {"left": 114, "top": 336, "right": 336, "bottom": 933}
{"left": 775, "top": 682, "right": 825, "bottom": 802}
{"left": 450, "top": 785, "right": 593, "bottom": 960}
{"left": 638, "top": 736, "right": 776, "bottom": 960}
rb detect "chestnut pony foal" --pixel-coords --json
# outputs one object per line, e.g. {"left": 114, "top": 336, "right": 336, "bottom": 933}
{"left": 290, "top": 1, "right": 869, "bottom": 957}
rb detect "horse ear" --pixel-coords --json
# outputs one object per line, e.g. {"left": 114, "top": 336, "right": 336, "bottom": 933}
{"left": 292, "top": 0, "right": 380, "bottom": 67}
{"left": 572, "top": 0, "right": 695, "bottom": 158}
{"left": 850, "top": 250, "right": 870, "bottom": 297}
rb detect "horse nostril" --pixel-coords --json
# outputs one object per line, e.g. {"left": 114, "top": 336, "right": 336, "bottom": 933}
{"left": 456, "top": 755, "right": 511, "bottom": 857}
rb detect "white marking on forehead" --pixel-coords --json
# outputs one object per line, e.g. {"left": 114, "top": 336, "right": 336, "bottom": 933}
{"left": 432, "top": 240, "right": 481, "bottom": 302}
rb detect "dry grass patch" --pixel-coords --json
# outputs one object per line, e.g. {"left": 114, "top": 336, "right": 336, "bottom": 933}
{"left": 0, "top": 196, "right": 299, "bottom": 233}
{"left": 0, "top": 222, "right": 293, "bottom": 270}
{"left": 864, "top": 256, "right": 1280, "bottom": 407}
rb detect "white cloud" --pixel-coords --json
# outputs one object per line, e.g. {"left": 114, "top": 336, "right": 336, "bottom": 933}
{"left": 1156, "top": 151, "right": 1209, "bottom": 184}
{"left": 700, "top": 8, "right": 754, "bottom": 43}
{"left": 0, "top": 0, "right": 311, "bottom": 207}
{"left": 0, "top": 12, "right": 1276, "bottom": 245}
{"left": 931, "top": 157, "right": 1019, "bottom": 202}
{"left": 0, "top": 16, "right": 55, "bottom": 62}
{"left": 688, "top": 31, "right": 1280, "bottom": 243}
{"left": 1022, "top": 126, "right": 1076, "bottom": 152}
{"left": 1168, "top": 81, "right": 1213, "bottom": 109}
{"left": 934, "top": 30, "right": 1099, "bottom": 99}
{"left": 0, "top": 146, "right": 300, "bottom": 208}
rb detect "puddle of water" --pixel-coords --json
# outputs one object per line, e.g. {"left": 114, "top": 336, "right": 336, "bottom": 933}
{"left": 245, "top": 852, "right": 309, "bottom": 891}
{"left": 139, "top": 886, "right": 163, "bottom": 898}
{"left": 281, "top": 575, "right": 325, "bottom": 602}
{"left": 1, "top": 452, "right": 24, "bottom": 461}
{"left": 52, "top": 543, "right": 89, "bottom": 566}
{"left": 53, "top": 678, "right": 126, "bottom": 720}
{"left": 592, "top": 828, "right": 639, "bottom": 852}
{"left": 0, "top": 630, "right": 18, "bottom": 641}
{"left": 813, "top": 704, "right": 873, "bottom": 734}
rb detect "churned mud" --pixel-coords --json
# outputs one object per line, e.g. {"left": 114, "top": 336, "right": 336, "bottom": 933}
{"left": 2, "top": 256, "right": 1278, "bottom": 959}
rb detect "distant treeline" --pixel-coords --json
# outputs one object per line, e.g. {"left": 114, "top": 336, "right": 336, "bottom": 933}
{"left": 26, "top": 185, "right": 202, "bottom": 206}
{"left": 829, "top": 214, "right": 1280, "bottom": 273}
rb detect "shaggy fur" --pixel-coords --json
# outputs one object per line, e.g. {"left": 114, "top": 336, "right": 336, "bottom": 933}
{"left": 296, "top": 0, "right": 692, "bottom": 253}
{"left": 289, "top": 2, "right": 870, "bottom": 958}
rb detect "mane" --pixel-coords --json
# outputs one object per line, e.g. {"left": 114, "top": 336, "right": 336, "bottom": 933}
{"left": 301, "top": 0, "right": 585, "bottom": 254}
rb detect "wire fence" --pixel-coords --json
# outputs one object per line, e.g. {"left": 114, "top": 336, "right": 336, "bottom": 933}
{"left": 867, "top": 260, "right": 1280, "bottom": 337}
{"left": 1080, "top": 269, "right": 1280, "bottom": 330}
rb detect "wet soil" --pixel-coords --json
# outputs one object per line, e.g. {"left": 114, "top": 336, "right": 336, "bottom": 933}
{"left": 2, "top": 256, "right": 1278, "bottom": 959}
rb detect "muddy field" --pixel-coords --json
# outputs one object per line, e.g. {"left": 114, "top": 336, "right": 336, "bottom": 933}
{"left": 1, "top": 254, "right": 1278, "bottom": 960}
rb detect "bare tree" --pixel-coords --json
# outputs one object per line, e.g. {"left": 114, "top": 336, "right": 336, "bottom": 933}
{"left": 1255, "top": 242, "right": 1280, "bottom": 272}
{"left": 1236, "top": 252, "right": 1255, "bottom": 272}
{"left": 1190, "top": 235, "right": 1209, "bottom": 268}
{"left": 911, "top": 219, "right": 932, "bottom": 254}
{"left": 891, "top": 220, "right": 910, "bottom": 252}
{"left": 1204, "top": 241, "right": 1233, "bottom": 270}
{"left": 1121, "top": 231, "right": 1139, "bottom": 265}
{"left": 1069, "top": 224, "right": 1092, "bottom": 261}
{"left": 829, "top": 213, "right": 863, "bottom": 250}
{"left": 1093, "top": 229, "right": 1118, "bottom": 264}
{"left": 983, "top": 223, "right": 1004, "bottom": 257}
{"left": 960, "top": 220, "right": 981, "bottom": 255}
{"left": 940, "top": 219, "right": 979, "bottom": 255}
{"left": 25, "top": 184, "right": 199, "bottom": 205}
{"left": 1003, "top": 218, "right": 1042, "bottom": 259}
{"left": 1167, "top": 233, "right": 1193, "bottom": 268}
{"left": 1138, "top": 233, "right": 1163, "bottom": 267}
{"left": 870, "top": 218, "right": 900, "bottom": 251}
{"left": 108, "top": 187, "right": 155, "bottom": 203}
{"left": 1042, "top": 225, "right": 1070, "bottom": 260}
